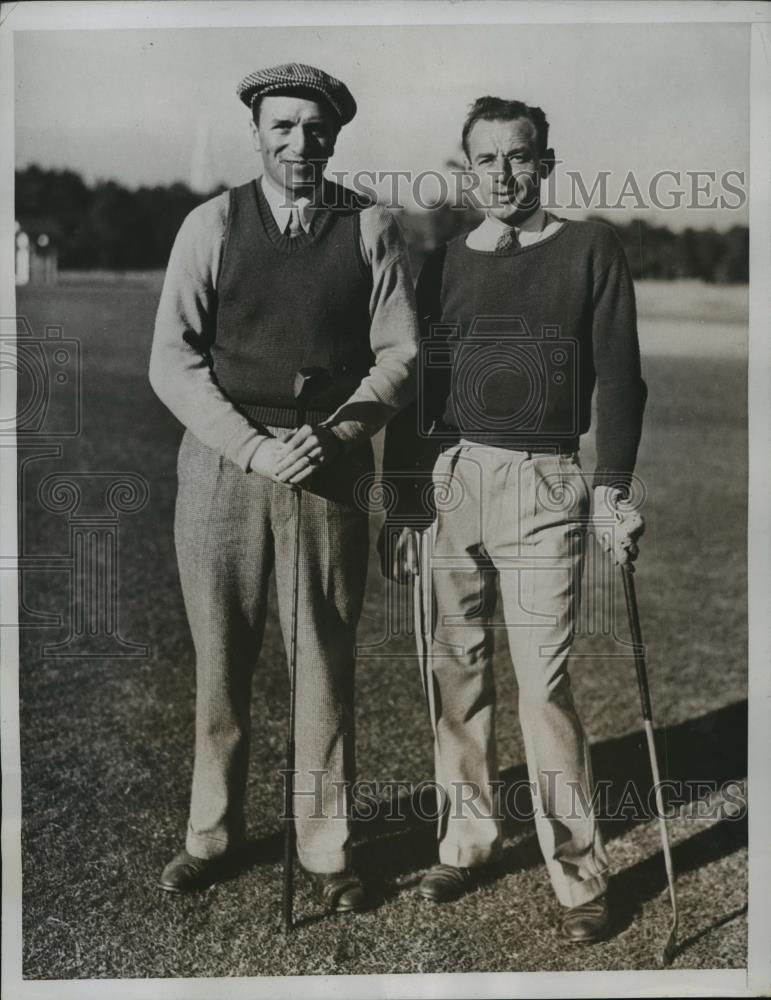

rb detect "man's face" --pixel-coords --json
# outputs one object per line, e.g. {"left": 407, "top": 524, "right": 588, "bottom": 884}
{"left": 251, "top": 95, "right": 338, "bottom": 196}
{"left": 465, "top": 116, "right": 552, "bottom": 224}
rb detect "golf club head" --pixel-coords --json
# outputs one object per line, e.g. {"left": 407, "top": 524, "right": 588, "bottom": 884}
{"left": 661, "top": 916, "right": 678, "bottom": 966}
{"left": 293, "top": 367, "right": 332, "bottom": 405}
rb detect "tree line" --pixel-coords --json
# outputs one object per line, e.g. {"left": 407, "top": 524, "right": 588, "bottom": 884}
{"left": 16, "top": 165, "right": 748, "bottom": 282}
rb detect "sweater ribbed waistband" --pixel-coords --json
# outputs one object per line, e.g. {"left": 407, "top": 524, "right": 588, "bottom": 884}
{"left": 237, "top": 403, "right": 334, "bottom": 429}
{"left": 456, "top": 435, "right": 579, "bottom": 456}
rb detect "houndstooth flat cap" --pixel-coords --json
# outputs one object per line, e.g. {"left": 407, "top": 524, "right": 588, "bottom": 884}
{"left": 236, "top": 62, "right": 357, "bottom": 126}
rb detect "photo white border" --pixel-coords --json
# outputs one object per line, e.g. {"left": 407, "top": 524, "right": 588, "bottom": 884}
{"left": 746, "top": 16, "right": 771, "bottom": 999}
{"left": 1, "top": 2, "right": 769, "bottom": 998}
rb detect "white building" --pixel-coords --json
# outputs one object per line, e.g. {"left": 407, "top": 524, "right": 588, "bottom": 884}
{"left": 15, "top": 221, "right": 58, "bottom": 286}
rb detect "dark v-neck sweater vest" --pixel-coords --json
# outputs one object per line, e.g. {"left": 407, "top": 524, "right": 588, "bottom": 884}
{"left": 212, "top": 180, "right": 374, "bottom": 427}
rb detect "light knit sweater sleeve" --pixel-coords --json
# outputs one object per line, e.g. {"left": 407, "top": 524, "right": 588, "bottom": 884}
{"left": 148, "top": 193, "right": 270, "bottom": 471}
{"left": 321, "top": 203, "right": 420, "bottom": 447}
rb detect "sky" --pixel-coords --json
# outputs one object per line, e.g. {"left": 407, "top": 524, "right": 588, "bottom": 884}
{"left": 14, "top": 22, "right": 750, "bottom": 230}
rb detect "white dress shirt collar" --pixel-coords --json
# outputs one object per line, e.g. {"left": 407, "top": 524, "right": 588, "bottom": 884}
{"left": 466, "top": 205, "right": 563, "bottom": 251}
{"left": 260, "top": 174, "right": 316, "bottom": 235}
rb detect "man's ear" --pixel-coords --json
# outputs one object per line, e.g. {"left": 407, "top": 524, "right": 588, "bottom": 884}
{"left": 249, "top": 119, "right": 261, "bottom": 152}
{"left": 324, "top": 119, "right": 340, "bottom": 158}
{"left": 540, "top": 148, "right": 556, "bottom": 179}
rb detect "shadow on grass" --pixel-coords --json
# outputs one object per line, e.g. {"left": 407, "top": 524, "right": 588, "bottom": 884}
{"left": 218, "top": 833, "right": 386, "bottom": 927}
{"left": 200, "top": 831, "right": 284, "bottom": 889}
{"left": 347, "top": 699, "right": 747, "bottom": 906}
{"left": 609, "top": 812, "right": 748, "bottom": 951}
{"left": 205, "top": 699, "right": 746, "bottom": 937}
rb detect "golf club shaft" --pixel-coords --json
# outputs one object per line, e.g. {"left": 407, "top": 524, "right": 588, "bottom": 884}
{"left": 644, "top": 720, "right": 678, "bottom": 913}
{"left": 282, "top": 729, "right": 296, "bottom": 932}
{"left": 620, "top": 563, "right": 678, "bottom": 962}
{"left": 413, "top": 538, "right": 427, "bottom": 682}
{"left": 282, "top": 407, "right": 305, "bottom": 933}
{"left": 414, "top": 529, "right": 437, "bottom": 729}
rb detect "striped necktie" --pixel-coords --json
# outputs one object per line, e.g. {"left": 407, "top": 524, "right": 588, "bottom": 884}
{"left": 494, "top": 225, "right": 519, "bottom": 251}
{"left": 287, "top": 204, "right": 303, "bottom": 238}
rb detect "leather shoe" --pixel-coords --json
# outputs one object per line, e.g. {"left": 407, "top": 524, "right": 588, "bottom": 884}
{"left": 418, "top": 863, "right": 478, "bottom": 903}
{"left": 159, "top": 849, "right": 228, "bottom": 893}
{"left": 310, "top": 869, "right": 369, "bottom": 913}
{"left": 560, "top": 894, "right": 610, "bottom": 943}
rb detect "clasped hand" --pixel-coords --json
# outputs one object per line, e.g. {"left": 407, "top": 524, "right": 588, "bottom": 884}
{"left": 249, "top": 425, "right": 344, "bottom": 485}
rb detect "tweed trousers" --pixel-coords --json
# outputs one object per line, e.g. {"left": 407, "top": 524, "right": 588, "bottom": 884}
{"left": 174, "top": 429, "right": 371, "bottom": 874}
{"left": 426, "top": 442, "right": 609, "bottom": 908}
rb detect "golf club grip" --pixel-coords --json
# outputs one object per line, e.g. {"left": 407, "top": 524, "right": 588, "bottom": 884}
{"left": 620, "top": 564, "right": 653, "bottom": 722}
{"left": 283, "top": 737, "right": 295, "bottom": 930}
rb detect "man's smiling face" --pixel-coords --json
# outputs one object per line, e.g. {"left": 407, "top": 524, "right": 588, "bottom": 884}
{"left": 251, "top": 94, "right": 338, "bottom": 197}
{"left": 465, "top": 116, "right": 552, "bottom": 225}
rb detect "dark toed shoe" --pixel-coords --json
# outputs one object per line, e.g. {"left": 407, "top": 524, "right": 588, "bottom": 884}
{"left": 418, "top": 863, "right": 478, "bottom": 903}
{"left": 159, "top": 849, "right": 228, "bottom": 893}
{"left": 560, "top": 893, "right": 610, "bottom": 943}
{"left": 311, "top": 869, "right": 369, "bottom": 914}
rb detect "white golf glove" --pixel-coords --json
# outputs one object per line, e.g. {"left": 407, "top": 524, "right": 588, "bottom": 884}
{"left": 377, "top": 524, "right": 420, "bottom": 583}
{"left": 591, "top": 485, "right": 645, "bottom": 566}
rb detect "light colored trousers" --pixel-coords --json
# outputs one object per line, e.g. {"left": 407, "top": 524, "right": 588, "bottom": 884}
{"left": 174, "top": 429, "right": 371, "bottom": 874}
{"left": 425, "top": 442, "right": 609, "bottom": 907}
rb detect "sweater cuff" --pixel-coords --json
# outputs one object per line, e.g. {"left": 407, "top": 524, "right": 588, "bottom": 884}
{"left": 591, "top": 468, "right": 634, "bottom": 496}
{"left": 229, "top": 431, "right": 273, "bottom": 472}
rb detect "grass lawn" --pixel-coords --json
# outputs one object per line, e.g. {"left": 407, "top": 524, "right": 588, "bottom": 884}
{"left": 14, "top": 277, "right": 747, "bottom": 979}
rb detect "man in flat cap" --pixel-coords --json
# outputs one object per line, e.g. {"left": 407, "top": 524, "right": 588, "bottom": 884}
{"left": 380, "top": 96, "right": 646, "bottom": 941}
{"left": 150, "top": 62, "right": 419, "bottom": 911}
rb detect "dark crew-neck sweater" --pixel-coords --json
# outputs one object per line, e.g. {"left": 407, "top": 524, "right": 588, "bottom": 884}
{"left": 383, "top": 219, "right": 647, "bottom": 522}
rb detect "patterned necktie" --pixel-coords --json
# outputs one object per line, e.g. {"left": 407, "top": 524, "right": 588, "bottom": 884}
{"left": 494, "top": 225, "right": 519, "bottom": 251}
{"left": 287, "top": 204, "right": 303, "bottom": 238}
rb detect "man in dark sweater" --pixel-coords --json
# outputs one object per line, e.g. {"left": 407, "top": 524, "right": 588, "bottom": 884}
{"left": 380, "top": 97, "right": 646, "bottom": 942}
{"left": 150, "top": 64, "right": 419, "bottom": 911}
